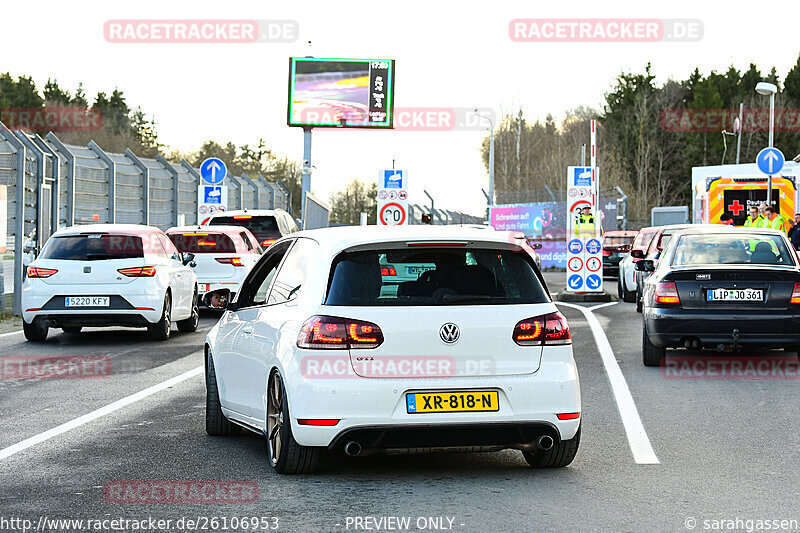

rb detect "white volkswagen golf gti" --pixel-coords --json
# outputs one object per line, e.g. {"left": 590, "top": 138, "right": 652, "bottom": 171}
{"left": 22, "top": 224, "right": 199, "bottom": 342}
{"left": 204, "top": 226, "right": 580, "bottom": 473}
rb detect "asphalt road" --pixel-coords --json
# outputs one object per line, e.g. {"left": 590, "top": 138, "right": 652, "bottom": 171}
{"left": 1, "top": 276, "right": 799, "bottom": 533}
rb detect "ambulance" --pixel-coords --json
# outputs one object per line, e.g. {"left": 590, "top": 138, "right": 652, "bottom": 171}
{"left": 694, "top": 175, "right": 798, "bottom": 226}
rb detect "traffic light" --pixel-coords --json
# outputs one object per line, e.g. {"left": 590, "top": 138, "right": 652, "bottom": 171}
{"left": 421, "top": 213, "right": 432, "bottom": 224}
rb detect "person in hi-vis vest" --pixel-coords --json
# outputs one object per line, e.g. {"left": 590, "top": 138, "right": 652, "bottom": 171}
{"left": 575, "top": 206, "right": 596, "bottom": 237}
{"left": 744, "top": 205, "right": 763, "bottom": 228}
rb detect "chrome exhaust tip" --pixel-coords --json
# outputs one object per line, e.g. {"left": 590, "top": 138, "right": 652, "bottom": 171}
{"left": 537, "top": 435, "right": 554, "bottom": 451}
{"left": 344, "top": 441, "right": 362, "bottom": 457}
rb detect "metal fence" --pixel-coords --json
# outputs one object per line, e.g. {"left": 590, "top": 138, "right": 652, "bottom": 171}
{"left": 408, "top": 204, "right": 483, "bottom": 225}
{"left": 0, "top": 121, "right": 294, "bottom": 315}
{"left": 495, "top": 188, "right": 629, "bottom": 230}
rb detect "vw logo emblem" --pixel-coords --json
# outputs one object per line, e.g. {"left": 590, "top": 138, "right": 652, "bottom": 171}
{"left": 439, "top": 323, "right": 460, "bottom": 344}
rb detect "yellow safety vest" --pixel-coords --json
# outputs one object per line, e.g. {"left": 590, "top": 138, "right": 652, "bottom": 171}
{"left": 575, "top": 214, "right": 595, "bottom": 236}
{"left": 744, "top": 216, "right": 763, "bottom": 228}
{"left": 767, "top": 215, "right": 787, "bottom": 233}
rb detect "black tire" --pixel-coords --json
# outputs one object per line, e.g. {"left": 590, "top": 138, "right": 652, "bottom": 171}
{"left": 642, "top": 323, "right": 666, "bottom": 367}
{"left": 148, "top": 293, "right": 171, "bottom": 341}
{"left": 205, "top": 351, "right": 242, "bottom": 436}
{"left": 636, "top": 287, "right": 643, "bottom": 312}
{"left": 23, "top": 319, "right": 48, "bottom": 342}
{"left": 617, "top": 276, "right": 623, "bottom": 298}
{"left": 177, "top": 289, "right": 199, "bottom": 333}
{"left": 267, "top": 370, "right": 321, "bottom": 474}
{"left": 622, "top": 278, "right": 636, "bottom": 303}
{"left": 522, "top": 428, "right": 581, "bottom": 468}
{"left": 62, "top": 326, "right": 82, "bottom": 334}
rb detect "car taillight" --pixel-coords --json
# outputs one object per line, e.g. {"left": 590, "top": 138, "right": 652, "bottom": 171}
{"left": 261, "top": 239, "right": 277, "bottom": 247}
{"left": 297, "top": 316, "right": 384, "bottom": 349}
{"left": 513, "top": 312, "right": 571, "bottom": 346}
{"left": 26, "top": 267, "right": 58, "bottom": 278}
{"left": 655, "top": 281, "right": 680, "bottom": 304}
{"left": 216, "top": 257, "right": 244, "bottom": 266}
{"left": 117, "top": 266, "right": 156, "bottom": 277}
{"left": 234, "top": 215, "right": 252, "bottom": 219}
{"left": 602, "top": 249, "right": 611, "bottom": 257}
{"left": 380, "top": 266, "right": 397, "bottom": 276}
{"left": 791, "top": 282, "right": 800, "bottom": 304}
{"left": 297, "top": 419, "right": 340, "bottom": 426}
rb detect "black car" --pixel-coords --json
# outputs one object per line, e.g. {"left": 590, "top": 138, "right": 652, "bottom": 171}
{"left": 637, "top": 227, "right": 800, "bottom": 366}
{"left": 205, "top": 209, "right": 298, "bottom": 248}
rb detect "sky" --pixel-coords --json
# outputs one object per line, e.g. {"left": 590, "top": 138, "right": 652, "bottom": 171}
{"left": 3, "top": 0, "right": 800, "bottom": 216}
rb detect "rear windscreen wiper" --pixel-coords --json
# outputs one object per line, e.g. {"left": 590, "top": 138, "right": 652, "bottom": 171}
{"left": 441, "top": 294, "right": 509, "bottom": 304}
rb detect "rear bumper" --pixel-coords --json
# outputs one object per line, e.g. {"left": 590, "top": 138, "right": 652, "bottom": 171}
{"left": 327, "top": 421, "right": 562, "bottom": 454}
{"left": 644, "top": 307, "right": 800, "bottom": 348}
{"left": 28, "top": 313, "right": 151, "bottom": 328}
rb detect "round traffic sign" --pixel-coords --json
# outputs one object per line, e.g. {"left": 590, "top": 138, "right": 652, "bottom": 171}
{"left": 200, "top": 157, "right": 227, "bottom": 184}
{"left": 378, "top": 190, "right": 388, "bottom": 200}
{"left": 568, "top": 188, "right": 578, "bottom": 198}
{"left": 586, "top": 239, "right": 602, "bottom": 254}
{"left": 568, "top": 239, "right": 583, "bottom": 254}
{"left": 398, "top": 190, "right": 408, "bottom": 200}
{"left": 379, "top": 202, "right": 406, "bottom": 225}
{"left": 586, "top": 274, "right": 602, "bottom": 290}
{"left": 388, "top": 190, "right": 397, "bottom": 200}
{"left": 568, "top": 274, "right": 583, "bottom": 290}
{"left": 568, "top": 257, "right": 583, "bottom": 272}
{"left": 586, "top": 257, "right": 601, "bottom": 272}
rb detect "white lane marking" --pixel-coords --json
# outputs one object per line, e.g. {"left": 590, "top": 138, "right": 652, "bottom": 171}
{"left": 589, "top": 301, "right": 619, "bottom": 312}
{"left": 0, "top": 365, "right": 203, "bottom": 461}
{"left": 558, "top": 301, "right": 660, "bottom": 464}
{"left": 0, "top": 330, "right": 24, "bottom": 338}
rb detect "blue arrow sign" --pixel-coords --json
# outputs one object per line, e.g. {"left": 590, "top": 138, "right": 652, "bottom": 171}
{"left": 756, "top": 147, "right": 785, "bottom": 175}
{"left": 568, "top": 239, "right": 583, "bottom": 254}
{"left": 586, "top": 274, "right": 602, "bottom": 290}
{"left": 586, "top": 239, "right": 602, "bottom": 255}
{"left": 568, "top": 274, "right": 583, "bottom": 290}
{"left": 200, "top": 157, "right": 227, "bottom": 184}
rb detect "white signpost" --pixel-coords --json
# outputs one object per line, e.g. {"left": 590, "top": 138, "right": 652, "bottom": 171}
{"left": 377, "top": 170, "right": 408, "bottom": 226}
{"left": 566, "top": 120, "right": 602, "bottom": 293}
{"left": 197, "top": 158, "right": 228, "bottom": 224}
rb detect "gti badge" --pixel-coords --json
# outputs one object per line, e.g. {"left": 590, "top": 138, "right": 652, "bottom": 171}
{"left": 439, "top": 323, "right": 460, "bottom": 344}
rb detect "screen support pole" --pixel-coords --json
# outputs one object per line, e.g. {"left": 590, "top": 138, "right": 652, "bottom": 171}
{"left": 301, "top": 127, "right": 312, "bottom": 229}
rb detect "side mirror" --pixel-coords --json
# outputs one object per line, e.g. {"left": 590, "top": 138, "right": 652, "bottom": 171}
{"left": 630, "top": 249, "right": 645, "bottom": 259}
{"left": 634, "top": 259, "right": 655, "bottom": 272}
{"left": 182, "top": 252, "right": 195, "bottom": 266}
{"left": 202, "top": 288, "right": 232, "bottom": 310}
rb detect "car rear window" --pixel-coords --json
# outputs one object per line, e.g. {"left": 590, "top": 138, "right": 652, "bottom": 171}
{"left": 208, "top": 215, "right": 279, "bottom": 242}
{"left": 40, "top": 234, "right": 144, "bottom": 260}
{"left": 325, "top": 247, "right": 548, "bottom": 306}
{"left": 633, "top": 230, "right": 656, "bottom": 250}
{"left": 167, "top": 232, "right": 237, "bottom": 253}
{"left": 603, "top": 235, "right": 635, "bottom": 247}
{"left": 672, "top": 233, "right": 795, "bottom": 266}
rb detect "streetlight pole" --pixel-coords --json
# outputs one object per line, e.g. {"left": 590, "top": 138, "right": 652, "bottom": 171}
{"left": 473, "top": 110, "right": 494, "bottom": 208}
{"left": 756, "top": 82, "right": 778, "bottom": 206}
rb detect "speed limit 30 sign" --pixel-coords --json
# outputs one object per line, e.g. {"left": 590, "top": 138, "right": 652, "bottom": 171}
{"left": 380, "top": 202, "right": 406, "bottom": 225}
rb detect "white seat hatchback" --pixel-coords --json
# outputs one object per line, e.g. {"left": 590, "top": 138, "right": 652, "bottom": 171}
{"left": 204, "top": 226, "right": 581, "bottom": 473}
{"left": 22, "top": 224, "right": 199, "bottom": 342}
